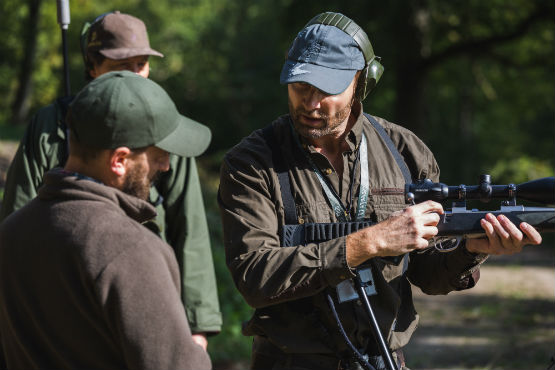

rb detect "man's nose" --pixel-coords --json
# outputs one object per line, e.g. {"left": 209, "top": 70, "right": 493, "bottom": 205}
{"left": 303, "top": 87, "right": 323, "bottom": 110}
{"left": 159, "top": 153, "right": 170, "bottom": 172}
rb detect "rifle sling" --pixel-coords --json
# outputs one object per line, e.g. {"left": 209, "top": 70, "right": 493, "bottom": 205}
{"left": 363, "top": 113, "right": 412, "bottom": 185}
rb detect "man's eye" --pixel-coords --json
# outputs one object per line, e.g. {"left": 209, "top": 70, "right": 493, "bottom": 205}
{"left": 293, "top": 83, "right": 310, "bottom": 91}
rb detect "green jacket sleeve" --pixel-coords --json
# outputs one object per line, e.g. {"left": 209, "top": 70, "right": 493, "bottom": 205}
{"left": 1, "top": 103, "right": 66, "bottom": 221}
{"left": 153, "top": 155, "right": 222, "bottom": 334}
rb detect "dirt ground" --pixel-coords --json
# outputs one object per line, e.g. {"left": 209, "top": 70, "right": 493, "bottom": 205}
{"left": 407, "top": 244, "right": 555, "bottom": 370}
{"left": 0, "top": 139, "right": 553, "bottom": 370}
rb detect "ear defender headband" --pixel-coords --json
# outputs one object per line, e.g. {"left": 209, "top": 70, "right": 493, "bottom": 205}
{"left": 305, "top": 12, "right": 384, "bottom": 100}
{"left": 79, "top": 11, "right": 114, "bottom": 66}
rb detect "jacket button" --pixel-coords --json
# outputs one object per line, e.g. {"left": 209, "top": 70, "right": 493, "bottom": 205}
{"left": 325, "top": 168, "right": 333, "bottom": 175}
{"left": 298, "top": 217, "right": 305, "bottom": 224}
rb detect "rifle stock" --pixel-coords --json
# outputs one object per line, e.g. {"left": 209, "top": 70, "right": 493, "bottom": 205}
{"left": 438, "top": 206, "right": 555, "bottom": 238}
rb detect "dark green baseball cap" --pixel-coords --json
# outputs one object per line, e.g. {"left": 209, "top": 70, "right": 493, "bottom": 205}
{"left": 69, "top": 71, "right": 211, "bottom": 157}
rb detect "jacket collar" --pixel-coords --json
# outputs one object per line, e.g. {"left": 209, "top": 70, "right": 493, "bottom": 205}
{"left": 39, "top": 168, "right": 157, "bottom": 224}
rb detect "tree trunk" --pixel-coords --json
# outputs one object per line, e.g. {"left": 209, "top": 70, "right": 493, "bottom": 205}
{"left": 10, "top": 0, "right": 41, "bottom": 125}
{"left": 392, "top": 2, "right": 429, "bottom": 137}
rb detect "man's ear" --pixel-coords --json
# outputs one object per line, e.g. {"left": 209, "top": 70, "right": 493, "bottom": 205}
{"left": 89, "top": 66, "right": 100, "bottom": 79}
{"left": 109, "top": 147, "right": 132, "bottom": 177}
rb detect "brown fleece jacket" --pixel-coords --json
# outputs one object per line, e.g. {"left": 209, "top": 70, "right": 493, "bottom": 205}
{"left": 0, "top": 169, "right": 211, "bottom": 370}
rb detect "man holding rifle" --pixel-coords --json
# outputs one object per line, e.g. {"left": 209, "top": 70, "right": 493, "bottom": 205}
{"left": 0, "top": 11, "right": 222, "bottom": 349}
{"left": 217, "top": 12, "right": 542, "bottom": 370}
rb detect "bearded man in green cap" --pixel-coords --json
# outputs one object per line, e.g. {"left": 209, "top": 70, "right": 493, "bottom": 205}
{"left": 0, "top": 71, "right": 212, "bottom": 370}
{"left": 0, "top": 11, "right": 221, "bottom": 350}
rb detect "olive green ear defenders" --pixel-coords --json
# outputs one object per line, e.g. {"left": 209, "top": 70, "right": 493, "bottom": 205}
{"left": 305, "top": 12, "right": 384, "bottom": 100}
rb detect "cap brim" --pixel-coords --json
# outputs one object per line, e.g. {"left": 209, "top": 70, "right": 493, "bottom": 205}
{"left": 280, "top": 60, "right": 357, "bottom": 95}
{"left": 100, "top": 47, "right": 164, "bottom": 59}
{"left": 155, "top": 116, "right": 211, "bottom": 157}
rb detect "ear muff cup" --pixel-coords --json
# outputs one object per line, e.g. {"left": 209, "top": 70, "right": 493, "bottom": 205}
{"left": 305, "top": 12, "right": 383, "bottom": 100}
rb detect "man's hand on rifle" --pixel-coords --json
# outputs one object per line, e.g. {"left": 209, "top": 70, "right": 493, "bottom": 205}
{"left": 465, "top": 213, "right": 542, "bottom": 255}
{"left": 346, "top": 201, "right": 444, "bottom": 266}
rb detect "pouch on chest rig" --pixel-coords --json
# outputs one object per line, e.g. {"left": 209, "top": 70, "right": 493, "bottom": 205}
{"left": 281, "top": 220, "right": 408, "bottom": 303}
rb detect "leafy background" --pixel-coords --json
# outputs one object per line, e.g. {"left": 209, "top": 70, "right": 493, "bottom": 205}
{"left": 0, "top": 0, "right": 553, "bottom": 369}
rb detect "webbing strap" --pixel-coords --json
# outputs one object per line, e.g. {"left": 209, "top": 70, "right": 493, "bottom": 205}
{"left": 363, "top": 113, "right": 412, "bottom": 184}
{"left": 262, "top": 124, "right": 298, "bottom": 224}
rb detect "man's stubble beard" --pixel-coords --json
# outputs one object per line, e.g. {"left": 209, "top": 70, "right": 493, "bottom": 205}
{"left": 121, "top": 162, "right": 161, "bottom": 200}
{"left": 289, "top": 95, "right": 355, "bottom": 140}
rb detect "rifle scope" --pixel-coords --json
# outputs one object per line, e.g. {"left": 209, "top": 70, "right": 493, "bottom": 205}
{"left": 406, "top": 174, "right": 555, "bottom": 205}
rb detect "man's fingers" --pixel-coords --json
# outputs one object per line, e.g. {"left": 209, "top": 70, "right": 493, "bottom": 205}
{"left": 519, "top": 222, "right": 542, "bottom": 245}
{"left": 475, "top": 215, "right": 543, "bottom": 255}
{"left": 480, "top": 217, "right": 495, "bottom": 236}
{"left": 410, "top": 200, "right": 444, "bottom": 215}
{"left": 485, "top": 213, "right": 512, "bottom": 241}
{"left": 422, "top": 225, "right": 439, "bottom": 240}
{"left": 481, "top": 217, "right": 500, "bottom": 251}
{"left": 422, "top": 211, "right": 441, "bottom": 226}
{"left": 497, "top": 214, "right": 523, "bottom": 239}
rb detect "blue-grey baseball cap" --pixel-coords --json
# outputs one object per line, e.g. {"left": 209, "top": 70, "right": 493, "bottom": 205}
{"left": 280, "top": 23, "right": 365, "bottom": 95}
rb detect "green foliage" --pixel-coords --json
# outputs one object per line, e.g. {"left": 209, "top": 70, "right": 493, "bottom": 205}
{"left": 419, "top": 0, "right": 554, "bottom": 182}
{"left": 0, "top": 123, "right": 26, "bottom": 141}
{"left": 489, "top": 156, "right": 553, "bottom": 184}
{"left": 0, "top": 0, "right": 25, "bottom": 125}
{"left": 0, "top": 0, "right": 553, "bottom": 366}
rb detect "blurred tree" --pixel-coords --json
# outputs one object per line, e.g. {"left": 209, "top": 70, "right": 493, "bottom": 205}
{"left": 7, "top": 0, "right": 42, "bottom": 125}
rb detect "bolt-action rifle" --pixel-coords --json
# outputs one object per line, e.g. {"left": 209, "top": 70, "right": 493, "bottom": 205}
{"left": 282, "top": 175, "right": 555, "bottom": 249}
{"left": 281, "top": 175, "right": 554, "bottom": 370}
{"left": 406, "top": 174, "right": 555, "bottom": 251}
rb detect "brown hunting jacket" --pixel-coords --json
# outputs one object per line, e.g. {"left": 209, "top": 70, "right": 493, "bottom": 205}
{"left": 0, "top": 169, "right": 211, "bottom": 370}
{"left": 218, "top": 106, "right": 486, "bottom": 355}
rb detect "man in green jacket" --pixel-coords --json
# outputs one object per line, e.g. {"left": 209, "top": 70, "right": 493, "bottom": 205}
{"left": 218, "top": 12, "right": 542, "bottom": 370}
{"left": 0, "top": 11, "right": 221, "bottom": 348}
